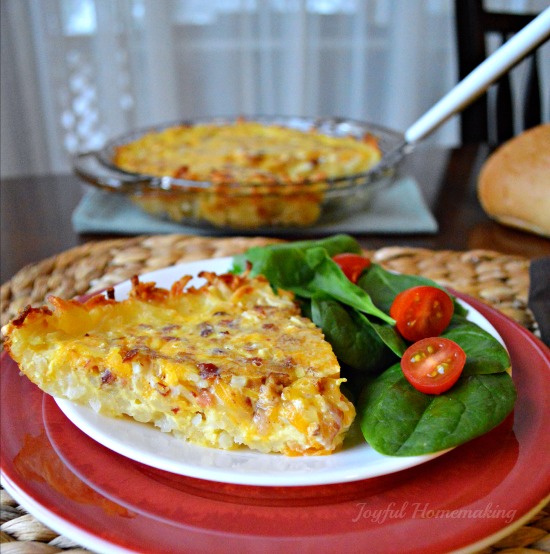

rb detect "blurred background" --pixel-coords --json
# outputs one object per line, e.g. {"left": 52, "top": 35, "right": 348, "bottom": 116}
{"left": 2, "top": 0, "right": 548, "bottom": 178}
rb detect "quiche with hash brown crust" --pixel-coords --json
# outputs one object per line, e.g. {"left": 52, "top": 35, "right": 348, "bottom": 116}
{"left": 111, "top": 119, "right": 382, "bottom": 229}
{"left": 2, "top": 272, "right": 355, "bottom": 456}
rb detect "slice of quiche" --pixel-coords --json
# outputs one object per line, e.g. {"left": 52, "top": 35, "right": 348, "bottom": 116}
{"left": 2, "top": 272, "right": 355, "bottom": 456}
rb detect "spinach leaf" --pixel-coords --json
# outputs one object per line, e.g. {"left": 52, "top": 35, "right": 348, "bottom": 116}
{"left": 359, "top": 365, "right": 516, "bottom": 456}
{"left": 231, "top": 234, "right": 362, "bottom": 278}
{"left": 231, "top": 236, "right": 393, "bottom": 324}
{"left": 310, "top": 296, "right": 402, "bottom": 374}
{"left": 442, "top": 315, "right": 511, "bottom": 375}
{"left": 304, "top": 249, "right": 393, "bottom": 324}
{"left": 358, "top": 264, "right": 468, "bottom": 317}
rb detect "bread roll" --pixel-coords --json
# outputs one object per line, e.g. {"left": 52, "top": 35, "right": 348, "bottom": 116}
{"left": 477, "top": 123, "right": 550, "bottom": 238}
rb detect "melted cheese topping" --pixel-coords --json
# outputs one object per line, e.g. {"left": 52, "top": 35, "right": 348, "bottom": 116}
{"left": 2, "top": 272, "right": 355, "bottom": 456}
{"left": 113, "top": 120, "right": 381, "bottom": 185}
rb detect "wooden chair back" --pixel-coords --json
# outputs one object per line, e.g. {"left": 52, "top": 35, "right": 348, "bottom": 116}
{"left": 454, "top": 0, "right": 544, "bottom": 144}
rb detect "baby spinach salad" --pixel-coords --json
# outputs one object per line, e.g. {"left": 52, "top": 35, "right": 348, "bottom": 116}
{"left": 232, "top": 234, "right": 516, "bottom": 457}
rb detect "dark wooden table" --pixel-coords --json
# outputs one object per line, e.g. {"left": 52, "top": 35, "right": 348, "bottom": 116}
{"left": 2, "top": 143, "right": 549, "bottom": 285}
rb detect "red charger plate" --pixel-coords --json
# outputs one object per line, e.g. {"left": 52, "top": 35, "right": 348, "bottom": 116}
{"left": 1, "top": 292, "right": 549, "bottom": 554}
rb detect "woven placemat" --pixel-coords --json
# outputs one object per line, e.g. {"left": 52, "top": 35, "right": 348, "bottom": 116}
{"left": 1, "top": 235, "right": 538, "bottom": 332}
{"left": 1, "top": 234, "right": 547, "bottom": 553}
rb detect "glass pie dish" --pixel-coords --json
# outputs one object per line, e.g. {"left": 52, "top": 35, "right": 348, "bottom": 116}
{"left": 73, "top": 116, "right": 405, "bottom": 232}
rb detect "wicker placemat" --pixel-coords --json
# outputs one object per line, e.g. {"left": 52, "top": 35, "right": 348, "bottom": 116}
{"left": 1, "top": 234, "right": 547, "bottom": 553}
{"left": 0, "top": 235, "right": 538, "bottom": 333}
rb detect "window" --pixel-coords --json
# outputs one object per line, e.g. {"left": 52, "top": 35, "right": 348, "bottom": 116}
{"left": 1, "top": 0, "right": 548, "bottom": 177}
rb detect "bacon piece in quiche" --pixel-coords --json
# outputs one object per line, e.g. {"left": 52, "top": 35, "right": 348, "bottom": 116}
{"left": 2, "top": 272, "right": 355, "bottom": 456}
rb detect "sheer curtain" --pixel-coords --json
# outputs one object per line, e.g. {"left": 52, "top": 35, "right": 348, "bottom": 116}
{"left": 1, "top": 0, "right": 548, "bottom": 177}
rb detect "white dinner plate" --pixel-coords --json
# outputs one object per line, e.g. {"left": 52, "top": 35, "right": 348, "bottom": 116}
{"left": 55, "top": 256, "right": 504, "bottom": 487}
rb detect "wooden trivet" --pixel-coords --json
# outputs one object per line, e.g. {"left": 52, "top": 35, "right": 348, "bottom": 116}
{"left": 1, "top": 235, "right": 546, "bottom": 553}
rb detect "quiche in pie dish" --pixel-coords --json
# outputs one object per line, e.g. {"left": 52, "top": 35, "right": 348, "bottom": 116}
{"left": 108, "top": 119, "right": 382, "bottom": 229}
{"left": 2, "top": 272, "right": 355, "bottom": 456}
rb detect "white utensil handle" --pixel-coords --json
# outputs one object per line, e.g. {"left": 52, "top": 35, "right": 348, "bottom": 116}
{"left": 404, "top": 7, "right": 550, "bottom": 145}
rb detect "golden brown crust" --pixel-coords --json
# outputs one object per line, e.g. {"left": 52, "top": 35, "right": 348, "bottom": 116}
{"left": 477, "top": 124, "right": 550, "bottom": 237}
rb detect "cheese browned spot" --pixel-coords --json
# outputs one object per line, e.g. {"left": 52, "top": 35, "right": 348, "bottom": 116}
{"left": 2, "top": 272, "right": 355, "bottom": 456}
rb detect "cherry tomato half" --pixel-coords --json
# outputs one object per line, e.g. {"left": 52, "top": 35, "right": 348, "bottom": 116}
{"left": 332, "top": 253, "right": 371, "bottom": 283}
{"left": 401, "top": 337, "right": 466, "bottom": 395}
{"left": 390, "top": 285, "right": 454, "bottom": 342}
